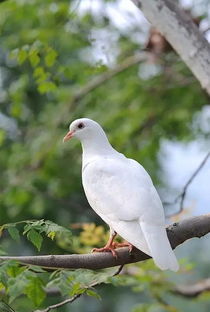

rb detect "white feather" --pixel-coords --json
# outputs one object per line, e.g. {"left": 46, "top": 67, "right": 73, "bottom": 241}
{"left": 67, "top": 118, "right": 179, "bottom": 271}
{"left": 140, "top": 222, "right": 179, "bottom": 271}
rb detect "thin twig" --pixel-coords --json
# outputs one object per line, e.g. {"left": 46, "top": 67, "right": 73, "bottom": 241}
{"left": 35, "top": 295, "right": 81, "bottom": 312}
{"left": 164, "top": 151, "right": 210, "bottom": 216}
{"left": 203, "top": 27, "right": 210, "bottom": 34}
{"left": 54, "top": 52, "right": 151, "bottom": 126}
{"left": 113, "top": 264, "right": 124, "bottom": 276}
{"left": 34, "top": 265, "right": 123, "bottom": 312}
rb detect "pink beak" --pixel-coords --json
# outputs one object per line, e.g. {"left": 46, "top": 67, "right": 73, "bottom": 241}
{"left": 63, "top": 130, "right": 75, "bottom": 142}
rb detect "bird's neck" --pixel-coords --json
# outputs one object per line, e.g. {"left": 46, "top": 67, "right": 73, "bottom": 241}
{"left": 81, "top": 132, "right": 117, "bottom": 163}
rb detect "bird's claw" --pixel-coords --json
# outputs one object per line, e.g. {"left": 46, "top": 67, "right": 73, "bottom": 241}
{"left": 91, "top": 242, "right": 134, "bottom": 258}
{"left": 112, "top": 242, "right": 134, "bottom": 253}
{"left": 91, "top": 246, "right": 118, "bottom": 258}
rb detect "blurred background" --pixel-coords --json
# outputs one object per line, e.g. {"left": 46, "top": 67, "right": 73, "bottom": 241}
{"left": 0, "top": 0, "right": 210, "bottom": 311}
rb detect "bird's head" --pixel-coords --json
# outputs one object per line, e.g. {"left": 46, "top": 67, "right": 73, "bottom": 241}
{"left": 63, "top": 118, "right": 103, "bottom": 143}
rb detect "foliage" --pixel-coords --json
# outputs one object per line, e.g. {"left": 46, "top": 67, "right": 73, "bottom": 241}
{"left": 1, "top": 219, "right": 72, "bottom": 251}
{"left": 0, "top": 258, "right": 117, "bottom": 309}
{"left": 0, "top": 0, "right": 209, "bottom": 311}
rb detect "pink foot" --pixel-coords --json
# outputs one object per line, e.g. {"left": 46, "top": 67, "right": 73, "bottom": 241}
{"left": 92, "top": 246, "right": 118, "bottom": 258}
{"left": 112, "top": 242, "right": 134, "bottom": 253}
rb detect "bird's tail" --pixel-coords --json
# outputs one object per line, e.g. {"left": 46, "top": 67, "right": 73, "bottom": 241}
{"left": 140, "top": 221, "right": 179, "bottom": 272}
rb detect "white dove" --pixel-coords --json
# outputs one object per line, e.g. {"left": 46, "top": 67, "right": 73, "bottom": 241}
{"left": 63, "top": 118, "right": 179, "bottom": 271}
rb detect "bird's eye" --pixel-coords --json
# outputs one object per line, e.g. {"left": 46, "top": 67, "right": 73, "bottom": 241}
{"left": 77, "top": 122, "right": 84, "bottom": 129}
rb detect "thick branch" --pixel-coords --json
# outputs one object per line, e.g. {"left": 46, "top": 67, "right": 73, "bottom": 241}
{"left": 131, "top": 0, "right": 210, "bottom": 95}
{"left": 0, "top": 215, "right": 210, "bottom": 269}
{"left": 174, "top": 278, "right": 210, "bottom": 297}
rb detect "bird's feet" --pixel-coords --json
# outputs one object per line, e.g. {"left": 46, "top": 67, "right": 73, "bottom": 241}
{"left": 112, "top": 242, "right": 134, "bottom": 253}
{"left": 92, "top": 245, "right": 118, "bottom": 258}
{"left": 92, "top": 242, "right": 134, "bottom": 258}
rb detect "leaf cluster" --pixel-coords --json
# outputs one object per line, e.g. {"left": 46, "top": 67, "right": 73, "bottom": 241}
{"left": 1, "top": 219, "right": 72, "bottom": 251}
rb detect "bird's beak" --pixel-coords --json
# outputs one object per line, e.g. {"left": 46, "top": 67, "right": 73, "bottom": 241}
{"left": 63, "top": 130, "right": 75, "bottom": 142}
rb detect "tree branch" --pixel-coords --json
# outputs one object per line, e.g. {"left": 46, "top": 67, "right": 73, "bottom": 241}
{"left": 131, "top": 0, "right": 210, "bottom": 95}
{"left": 164, "top": 151, "right": 210, "bottom": 216}
{"left": 33, "top": 276, "right": 210, "bottom": 312}
{"left": 1, "top": 214, "right": 210, "bottom": 270}
{"left": 35, "top": 294, "right": 81, "bottom": 312}
{"left": 34, "top": 265, "right": 122, "bottom": 312}
{"left": 69, "top": 52, "right": 149, "bottom": 109}
{"left": 174, "top": 278, "right": 210, "bottom": 298}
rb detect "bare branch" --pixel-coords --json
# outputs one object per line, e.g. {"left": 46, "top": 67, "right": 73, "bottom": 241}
{"left": 113, "top": 264, "right": 124, "bottom": 276}
{"left": 66, "top": 49, "right": 195, "bottom": 116}
{"left": 164, "top": 151, "right": 210, "bottom": 216}
{"left": 1, "top": 214, "right": 210, "bottom": 270}
{"left": 69, "top": 52, "right": 149, "bottom": 110}
{"left": 35, "top": 294, "right": 81, "bottom": 312}
{"left": 131, "top": 0, "right": 210, "bottom": 95}
{"left": 174, "top": 278, "right": 210, "bottom": 298}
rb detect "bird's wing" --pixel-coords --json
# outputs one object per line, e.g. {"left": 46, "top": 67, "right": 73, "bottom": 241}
{"left": 82, "top": 156, "right": 165, "bottom": 226}
{"left": 82, "top": 156, "right": 179, "bottom": 270}
{"left": 82, "top": 156, "right": 165, "bottom": 255}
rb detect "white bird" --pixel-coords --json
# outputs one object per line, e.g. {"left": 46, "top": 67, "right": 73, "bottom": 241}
{"left": 63, "top": 118, "right": 179, "bottom": 271}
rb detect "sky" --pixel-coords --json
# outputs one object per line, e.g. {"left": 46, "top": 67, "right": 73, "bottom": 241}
{"left": 161, "top": 140, "right": 210, "bottom": 218}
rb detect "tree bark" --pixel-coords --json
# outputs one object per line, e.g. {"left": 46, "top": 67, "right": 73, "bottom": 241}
{"left": 0, "top": 214, "right": 210, "bottom": 270}
{"left": 131, "top": 0, "right": 210, "bottom": 95}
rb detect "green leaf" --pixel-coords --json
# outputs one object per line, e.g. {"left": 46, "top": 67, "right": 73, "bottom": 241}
{"left": 7, "top": 227, "right": 20, "bottom": 243}
{"left": 26, "top": 229, "right": 43, "bottom": 251}
{"left": 6, "top": 264, "right": 25, "bottom": 278}
{"left": 24, "top": 277, "right": 46, "bottom": 306}
{"left": 47, "top": 231, "right": 56, "bottom": 240}
{"left": 70, "top": 282, "right": 85, "bottom": 296}
{"left": 0, "top": 246, "right": 7, "bottom": 256}
{"left": 86, "top": 289, "right": 101, "bottom": 300}
{"left": 45, "top": 48, "right": 57, "bottom": 67}
{"left": 0, "top": 129, "right": 6, "bottom": 146}
{"left": 29, "top": 49, "right": 40, "bottom": 67}
{"left": 7, "top": 276, "right": 28, "bottom": 303}
{"left": 33, "top": 67, "right": 48, "bottom": 83}
{"left": 0, "top": 260, "right": 20, "bottom": 279}
{"left": 17, "top": 49, "right": 27, "bottom": 65}
{"left": 0, "top": 225, "right": 5, "bottom": 237}
{"left": 47, "top": 271, "right": 75, "bottom": 297}
{"left": 9, "top": 49, "right": 18, "bottom": 60}
{"left": 38, "top": 81, "right": 56, "bottom": 94}
{"left": 44, "top": 220, "right": 72, "bottom": 238}
{"left": 23, "top": 220, "right": 45, "bottom": 235}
